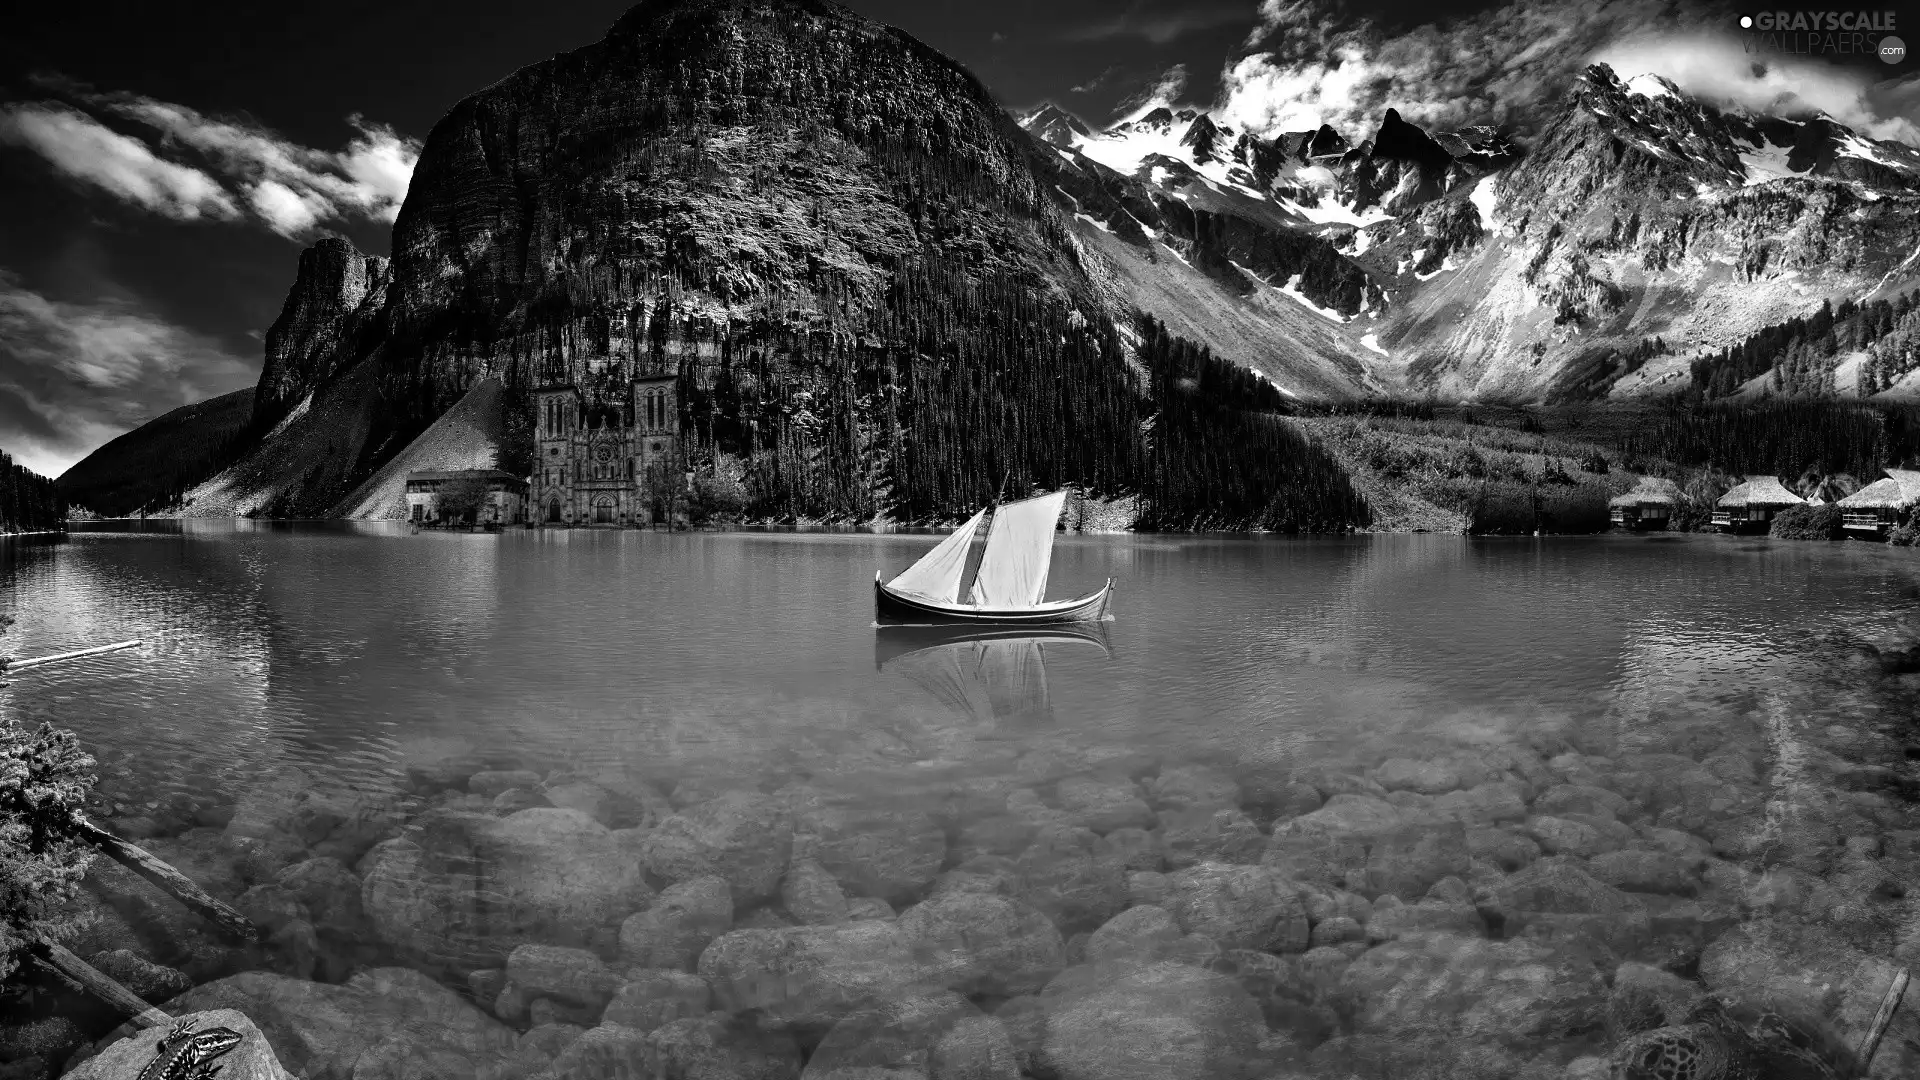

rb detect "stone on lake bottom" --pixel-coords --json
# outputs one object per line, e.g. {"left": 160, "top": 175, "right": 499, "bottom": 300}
{"left": 505, "top": 944, "right": 621, "bottom": 1012}
{"left": 1162, "top": 862, "right": 1309, "bottom": 953}
{"left": 619, "top": 874, "right": 733, "bottom": 970}
{"left": 601, "top": 969, "right": 711, "bottom": 1033}
{"left": 1040, "top": 961, "right": 1265, "bottom": 1080}
{"left": 641, "top": 792, "right": 794, "bottom": 904}
{"left": 359, "top": 808, "right": 651, "bottom": 970}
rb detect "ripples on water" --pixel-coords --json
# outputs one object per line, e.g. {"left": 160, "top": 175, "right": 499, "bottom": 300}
{"left": 4, "top": 522, "right": 1920, "bottom": 1078}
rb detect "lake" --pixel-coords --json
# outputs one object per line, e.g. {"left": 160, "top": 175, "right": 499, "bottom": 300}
{"left": 5, "top": 522, "right": 1920, "bottom": 1078}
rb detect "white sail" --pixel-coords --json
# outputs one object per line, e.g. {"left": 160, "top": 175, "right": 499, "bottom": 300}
{"left": 966, "top": 491, "right": 1068, "bottom": 608}
{"left": 885, "top": 508, "right": 987, "bottom": 602}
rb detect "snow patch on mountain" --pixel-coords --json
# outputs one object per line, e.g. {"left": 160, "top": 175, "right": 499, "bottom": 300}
{"left": 1469, "top": 176, "right": 1501, "bottom": 233}
{"left": 1740, "top": 142, "right": 1798, "bottom": 186}
{"left": 1624, "top": 74, "right": 1678, "bottom": 101}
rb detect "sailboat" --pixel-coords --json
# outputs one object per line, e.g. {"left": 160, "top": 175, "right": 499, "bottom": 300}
{"left": 874, "top": 490, "right": 1114, "bottom": 624}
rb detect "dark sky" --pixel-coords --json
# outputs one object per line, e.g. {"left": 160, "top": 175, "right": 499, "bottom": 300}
{"left": 1, "top": 0, "right": 1914, "bottom": 477}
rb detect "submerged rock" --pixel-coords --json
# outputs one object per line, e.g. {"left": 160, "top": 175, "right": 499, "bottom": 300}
{"left": 804, "top": 991, "right": 1016, "bottom": 1080}
{"left": 645, "top": 1015, "right": 802, "bottom": 1080}
{"left": 619, "top": 875, "right": 733, "bottom": 970}
{"left": 1364, "top": 819, "right": 1470, "bottom": 900}
{"left": 1014, "top": 825, "right": 1128, "bottom": 931}
{"left": 1335, "top": 933, "right": 1607, "bottom": 1048}
{"left": 780, "top": 858, "right": 850, "bottom": 925}
{"left": 359, "top": 808, "right": 650, "bottom": 969}
{"left": 698, "top": 919, "right": 938, "bottom": 1029}
{"left": 896, "top": 889, "right": 1066, "bottom": 995}
{"left": 601, "top": 969, "right": 711, "bottom": 1033}
{"left": 1084, "top": 905, "right": 1184, "bottom": 965}
{"left": 504, "top": 944, "right": 622, "bottom": 1015}
{"left": 1040, "top": 961, "right": 1265, "bottom": 1080}
{"left": 1055, "top": 776, "right": 1154, "bottom": 834}
{"left": 1161, "top": 862, "right": 1309, "bottom": 952}
{"left": 642, "top": 793, "right": 793, "bottom": 904}
{"left": 790, "top": 792, "right": 946, "bottom": 904}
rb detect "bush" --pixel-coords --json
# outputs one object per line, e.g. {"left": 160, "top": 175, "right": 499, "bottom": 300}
{"left": 1769, "top": 503, "right": 1844, "bottom": 540}
{"left": 1668, "top": 501, "right": 1712, "bottom": 532}
{"left": 1, "top": 618, "right": 98, "bottom": 984}
{"left": 1889, "top": 522, "right": 1920, "bottom": 546}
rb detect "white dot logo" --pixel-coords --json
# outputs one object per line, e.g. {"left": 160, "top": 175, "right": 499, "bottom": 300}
{"left": 1740, "top": 14, "right": 1753, "bottom": 28}
{"left": 1883, "top": 36, "right": 1907, "bottom": 63}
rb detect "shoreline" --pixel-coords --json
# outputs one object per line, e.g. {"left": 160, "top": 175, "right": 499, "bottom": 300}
{"left": 58, "top": 516, "right": 1920, "bottom": 546}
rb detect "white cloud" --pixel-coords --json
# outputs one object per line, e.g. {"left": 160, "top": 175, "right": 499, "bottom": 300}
{"left": 247, "top": 178, "right": 331, "bottom": 237}
{"left": 0, "top": 87, "right": 420, "bottom": 239}
{"left": 0, "top": 104, "right": 239, "bottom": 222}
{"left": 91, "top": 93, "right": 421, "bottom": 236}
{"left": 0, "top": 274, "right": 255, "bottom": 478}
{"left": 1116, "top": 65, "right": 1194, "bottom": 121}
{"left": 1593, "top": 34, "right": 1920, "bottom": 144}
{"left": 1218, "top": 0, "right": 1737, "bottom": 137}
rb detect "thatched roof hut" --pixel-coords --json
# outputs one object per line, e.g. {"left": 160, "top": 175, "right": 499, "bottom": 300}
{"left": 1839, "top": 469, "right": 1920, "bottom": 510}
{"left": 1716, "top": 477, "right": 1805, "bottom": 509}
{"left": 1609, "top": 477, "right": 1686, "bottom": 509}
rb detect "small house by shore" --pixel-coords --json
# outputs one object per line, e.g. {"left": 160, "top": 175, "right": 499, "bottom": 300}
{"left": 405, "top": 469, "right": 528, "bottom": 526}
{"left": 1609, "top": 477, "right": 1686, "bottom": 530}
{"left": 1712, "top": 476, "right": 1805, "bottom": 533}
{"left": 1837, "top": 468, "right": 1920, "bottom": 537}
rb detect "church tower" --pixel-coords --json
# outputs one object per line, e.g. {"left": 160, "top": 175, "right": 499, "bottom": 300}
{"left": 531, "top": 356, "right": 579, "bottom": 525}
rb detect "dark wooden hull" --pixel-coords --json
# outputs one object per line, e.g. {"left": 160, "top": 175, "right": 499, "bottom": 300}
{"left": 874, "top": 576, "right": 1113, "bottom": 625}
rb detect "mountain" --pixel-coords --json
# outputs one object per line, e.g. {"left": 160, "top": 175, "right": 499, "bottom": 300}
{"left": 71, "top": 8, "right": 1920, "bottom": 525}
{"left": 54, "top": 388, "right": 255, "bottom": 517}
{"left": 1021, "top": 64, "right": 1920, "bottom": 402}
{"left": 144, "top": 0, "right": 1359, "bottom": 529}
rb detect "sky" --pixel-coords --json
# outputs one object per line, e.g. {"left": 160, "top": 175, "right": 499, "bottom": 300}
{"left": 2, "top": 0, "right": 1916, "bottom": 479}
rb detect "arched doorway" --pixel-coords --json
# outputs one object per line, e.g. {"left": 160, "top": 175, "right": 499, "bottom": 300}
{"left": 545, "top": 499, "right": 561, "bottom": 524}
{"left": 593, "top": 496, "right": 616, "bottom": 524}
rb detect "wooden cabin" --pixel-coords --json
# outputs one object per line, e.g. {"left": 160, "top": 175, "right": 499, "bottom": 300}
{"left": 1837, "top": 468, "right": 1920, "bottom": 537}
{"left": 1609, "top": 477, "right": 1686, "bottom": 530}
{"left": 1712, "top": 476, "right": 1806, "bottom": 533}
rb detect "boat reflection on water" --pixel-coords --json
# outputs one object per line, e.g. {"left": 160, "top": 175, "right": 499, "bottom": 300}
{"left": 874, "top": 623, "right": 1112, "bottom": 726}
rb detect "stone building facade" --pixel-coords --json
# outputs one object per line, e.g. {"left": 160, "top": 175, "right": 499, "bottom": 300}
{"left": 530, "top": 373, "right": 682, "bottom": 526}
{"left": 405, "top": 469, "right": 527, "bottom": 525}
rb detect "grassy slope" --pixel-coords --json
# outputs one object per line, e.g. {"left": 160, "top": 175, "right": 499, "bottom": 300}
{"left": 55, "top": 389, "right": 255, "bottom": 517}
{"left": 1299, "top": 405, "right": 1648, "bottom": 533}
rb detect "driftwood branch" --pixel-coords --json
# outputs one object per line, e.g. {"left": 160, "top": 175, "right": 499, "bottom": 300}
{"left": 30, "top": 940, "right": 171, "bottom": 1029}
{"left": 1859, "top": 966, "right": 1910, "bottom": 1068}
{"left": 1, "top": 640, "right": 142, "bottom": 674}
{"left": 72, "top": 814, "right": 258, "bottom": 942}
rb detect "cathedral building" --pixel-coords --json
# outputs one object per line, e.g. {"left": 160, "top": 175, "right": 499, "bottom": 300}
{"left": 530, "top": 372, "right": 683, "bottom": 526}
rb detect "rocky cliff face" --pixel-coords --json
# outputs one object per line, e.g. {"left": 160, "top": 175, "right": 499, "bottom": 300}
{"left": 373, "top": 0, "right": 1089, "bottom": 414}
{"left": 254, "top": 237, "right": 389, "bottom": 429}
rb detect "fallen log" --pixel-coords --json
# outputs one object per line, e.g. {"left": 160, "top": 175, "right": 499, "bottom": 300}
{"left": 1, "top": 639, "right": 142, "bottom": 674}
{"left": 71, "top": 814, "right": 258, "bottom": 942}
{"left": 1859, "top": 966, "right": 1909, "bottom": 1069}
{"left": 30, "top": 940, "right": 171, "bottom": 1029}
